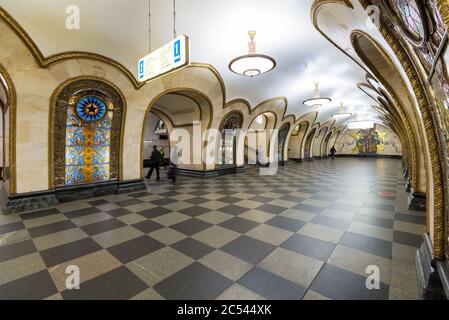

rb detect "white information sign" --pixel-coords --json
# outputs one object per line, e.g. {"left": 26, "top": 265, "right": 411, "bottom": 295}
{"left": 138, "top": 35, "right": 190, "bottom": 82}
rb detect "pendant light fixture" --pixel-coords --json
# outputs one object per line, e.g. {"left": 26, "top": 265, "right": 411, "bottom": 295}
{"left": 228, "top": 30, "right": 276, "bottom": 77}
{"left": 303, "top": 82, "right": 331, "bottom": 107}
{"left": 332, "top": 102, "right": 353, "bottom": 119}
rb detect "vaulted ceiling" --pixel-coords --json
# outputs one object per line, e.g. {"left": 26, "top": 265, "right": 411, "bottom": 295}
{"left": 0, "top": 0, "right": 381, "bottom": 125}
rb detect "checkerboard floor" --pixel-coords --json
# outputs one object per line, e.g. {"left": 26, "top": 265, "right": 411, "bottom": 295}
{"left": 0, "top": 159, "right": 424, "bottom": 300}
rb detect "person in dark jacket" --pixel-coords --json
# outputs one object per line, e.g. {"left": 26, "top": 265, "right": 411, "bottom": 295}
{"left": 330, "top": 146, "right": 337, "bottom": 160}
{"left": 146, "top": 146, "right": 162, "bottom": 180}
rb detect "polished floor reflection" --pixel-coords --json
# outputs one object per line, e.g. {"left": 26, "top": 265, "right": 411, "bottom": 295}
{"left": 0, "top": 159, "right": 424, "bottom": 300}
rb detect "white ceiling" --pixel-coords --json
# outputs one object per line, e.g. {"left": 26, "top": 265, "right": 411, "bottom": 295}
{"left": 0, "top": 0, "right": 380, "bottom": 125}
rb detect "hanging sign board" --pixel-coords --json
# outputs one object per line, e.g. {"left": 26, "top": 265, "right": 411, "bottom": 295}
{"left": 138, "top": 35, "right": 190, "bottom": 82}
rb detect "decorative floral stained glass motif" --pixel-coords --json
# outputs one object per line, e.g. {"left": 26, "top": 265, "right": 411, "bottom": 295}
{"left": 65, "top": 106, "right": 113, "bottom": 185}
{"left": 76, "top": 96, "right": 107, "bottom": 122}
{"left": 54, "top": 79, "right": 122, "bottom": 188}
{"left": 278, "top": 124, "right": 290, "bottom": 162}
{"left": 389, "top": 0, "right": 425, "bottom": 41}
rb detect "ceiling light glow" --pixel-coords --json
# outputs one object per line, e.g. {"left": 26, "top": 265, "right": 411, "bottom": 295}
{"left": 229, "top": 30, "right": 276, "bottom": 77}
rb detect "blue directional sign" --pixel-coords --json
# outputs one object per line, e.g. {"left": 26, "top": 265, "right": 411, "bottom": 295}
{"left": 138, "top": 35, "right": 190, "bottom": 82}
{"left": 174, "top": 38, "right": 181, "bottom": 63}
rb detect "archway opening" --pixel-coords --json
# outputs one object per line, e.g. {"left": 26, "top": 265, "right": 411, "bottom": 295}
{"left": 142, "top": 112, "right": 170, "bottom": 175}
{"left": 287, "top": 121, "right": 309, "bottom": 161}
{"left": 304, "top": 127, "right": 317, "bottom": 160}
{"left": 217, "top": 111, "right": 243, "bottom": 168}
{"left": 278, "top": 123, "right": 290, "bottom": 164}
{"left": 141, "top": 90, "right": 212, "bottom": 178}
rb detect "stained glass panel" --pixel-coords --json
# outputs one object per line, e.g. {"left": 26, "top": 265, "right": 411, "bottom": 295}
{"left": 64, "top": 100, "right": 112, "bottom": 185}
{"left": 76, "top": 96, "right": 107, "bottom": 122}
{"left": 389, "top": 0, "right": 425, "bottom": 41}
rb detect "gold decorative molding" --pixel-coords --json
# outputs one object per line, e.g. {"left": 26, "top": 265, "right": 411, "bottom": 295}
{"left": 376, "top": 19, "right": 446, "bottom": 260}
{"left": 436, "top": 0, "right": 449, "bottom": 30}
{"left": 0, "top": 63, "right": 16, "bottom": 194}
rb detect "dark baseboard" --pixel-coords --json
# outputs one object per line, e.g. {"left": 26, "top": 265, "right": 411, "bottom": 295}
{"left": 336, "top": 154, "right": 402, "bottom": 159}
{"left": 175, "top": 166, "right": 245, "bottom": 178}
{"left": 415, "top": 233, "right": 447, "bottom": 299}
{"left": 0, "top": 184, "right": 59, "bottom": 215}
{"left": 1, "top": 179, "right": 146, "bottom": 215}
{"left": 289, "top": 158, "right": 303, "bottom": 163}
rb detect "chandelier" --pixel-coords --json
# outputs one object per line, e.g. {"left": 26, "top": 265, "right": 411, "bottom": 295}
{"left": 332, "top": 102, "right": 353, "bottom": 119}
{"left": 228, "top": 30, "right": 276, "bottom": 77}
{"left": 303, "top": 82, "right": 331, "bottom": 107}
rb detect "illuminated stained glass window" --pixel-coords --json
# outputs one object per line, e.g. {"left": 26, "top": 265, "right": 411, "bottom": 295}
{"left": 291, "top": 125, "right": 300, "bottom": 136}
{"left": 218, "top": 111, "right": 242, "bottom": 166}
{"left": 389, "top": 0, "right": 427, "bottom": 43}
{"left": 53, "top": 80, "right": 123, "bottom": 188}
{"left": 278, "top": 123, "right": 290, "bottom": 162}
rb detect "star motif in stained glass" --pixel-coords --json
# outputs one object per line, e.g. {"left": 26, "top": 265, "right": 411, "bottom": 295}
{"left": 76, "top": 96, "right": 107, "bottom": 122}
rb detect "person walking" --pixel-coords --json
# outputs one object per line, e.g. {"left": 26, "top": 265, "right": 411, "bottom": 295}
{"left": 168, "top": 145, "right": 179, "bottom": 183}
{"left": 330, "top": 146, "right": 337, "bottom": 160}
{"left": 146, "top": 146, "right": 162, "bottom": 180}
{"left": 160, "top": 147, "right": 166, "bottom": 170}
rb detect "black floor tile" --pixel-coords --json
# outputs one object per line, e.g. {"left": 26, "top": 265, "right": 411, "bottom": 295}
{"left": 310, "top": 215, "right": 351, "bottom": 230}
{"left": 138, "top": 207, "right": 172, "bottom": 219}
{"left": 179, "top": 206, "right": 210, "bottom": 217}
{"left": 394, "top": 213, "right": 425, "bottom": 225}
{"left": 132, "top": 220, "right": 164, "bottom": 234}
{"left": 61, "top": 266, "right": 148, "bottom": 300}
{"left": 310, "top": 264, "right": 389, "bottom": 300}
{"left": 20, "top": 208, "right": 60, "bottom": 220}
{"left": 0, "top": 270, "right": 58, "bottom": 300}
{"left": 354, "top": 214, "right": 394, "bottom": 229}
{"left": 393, "top": 231, "right": 423, "bottom": 248}
{"left": 0, "top": 240, "right": 37, "bottom": 263}
{"left": 339, "top": 232, "right": 392, "bottom": 259}
{"left": 80, "top": 219, "right": 126, "bottom": 236}
{"left": 106, "top": 208, "right": 132, "bottom": 217}
{"left": 107, "top": 235, "right": 165, "bottom": 263}
{"left": 266, "top": 216, "right": 306, "bottom": 232}
{"left": 154, "top": 262, "right": 232, "bottom": 299}
{"left": 171, "top": 219, "right": 212, "bottom": 236}
{"left": 171, "top": 238, "right": 215, "bottom": 260}
{"left": 0, "top": 221, "right": 25, "bottom": 234}
{"left": 293, "top": 203, "right": 323, "bottom": 214}
{"left": 281, "top": 234, "right": 335, "bottom": 261}
{"left": 256, "top": 204, "right": 287, "bottom": 215}
{"left": 39, "top": 238, "right": 102, "bottom": 267}
{"left": 64, "top": 207, "right": 102, "bottom": 219}
{"left": 218, "top": 205, "right": 249, "bottom": 215}
{"left": 28, "top": 220, "right": 77, "bottom": 238}
{"left": 221, "top": 235, "right": 275, "bottom": 264}
{"left": 238, "top": 267, "right": 306, "bottom": 300}
{"left": 219, "top": 217, "right": 259, "bottom": 234}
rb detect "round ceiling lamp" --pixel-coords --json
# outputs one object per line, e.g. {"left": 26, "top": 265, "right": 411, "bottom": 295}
{"left": 303, "top": 82, "right": 331, "bottom": 107}
{"left": 332, "top": 102, "right": 353, "bottom": 119}
{"left": 228, "top": 30, "right": 276, "bottom": 77}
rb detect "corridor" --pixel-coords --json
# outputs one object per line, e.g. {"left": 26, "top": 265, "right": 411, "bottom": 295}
{"left": 0, "top": 159, "right": 424, "bottom": 300}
